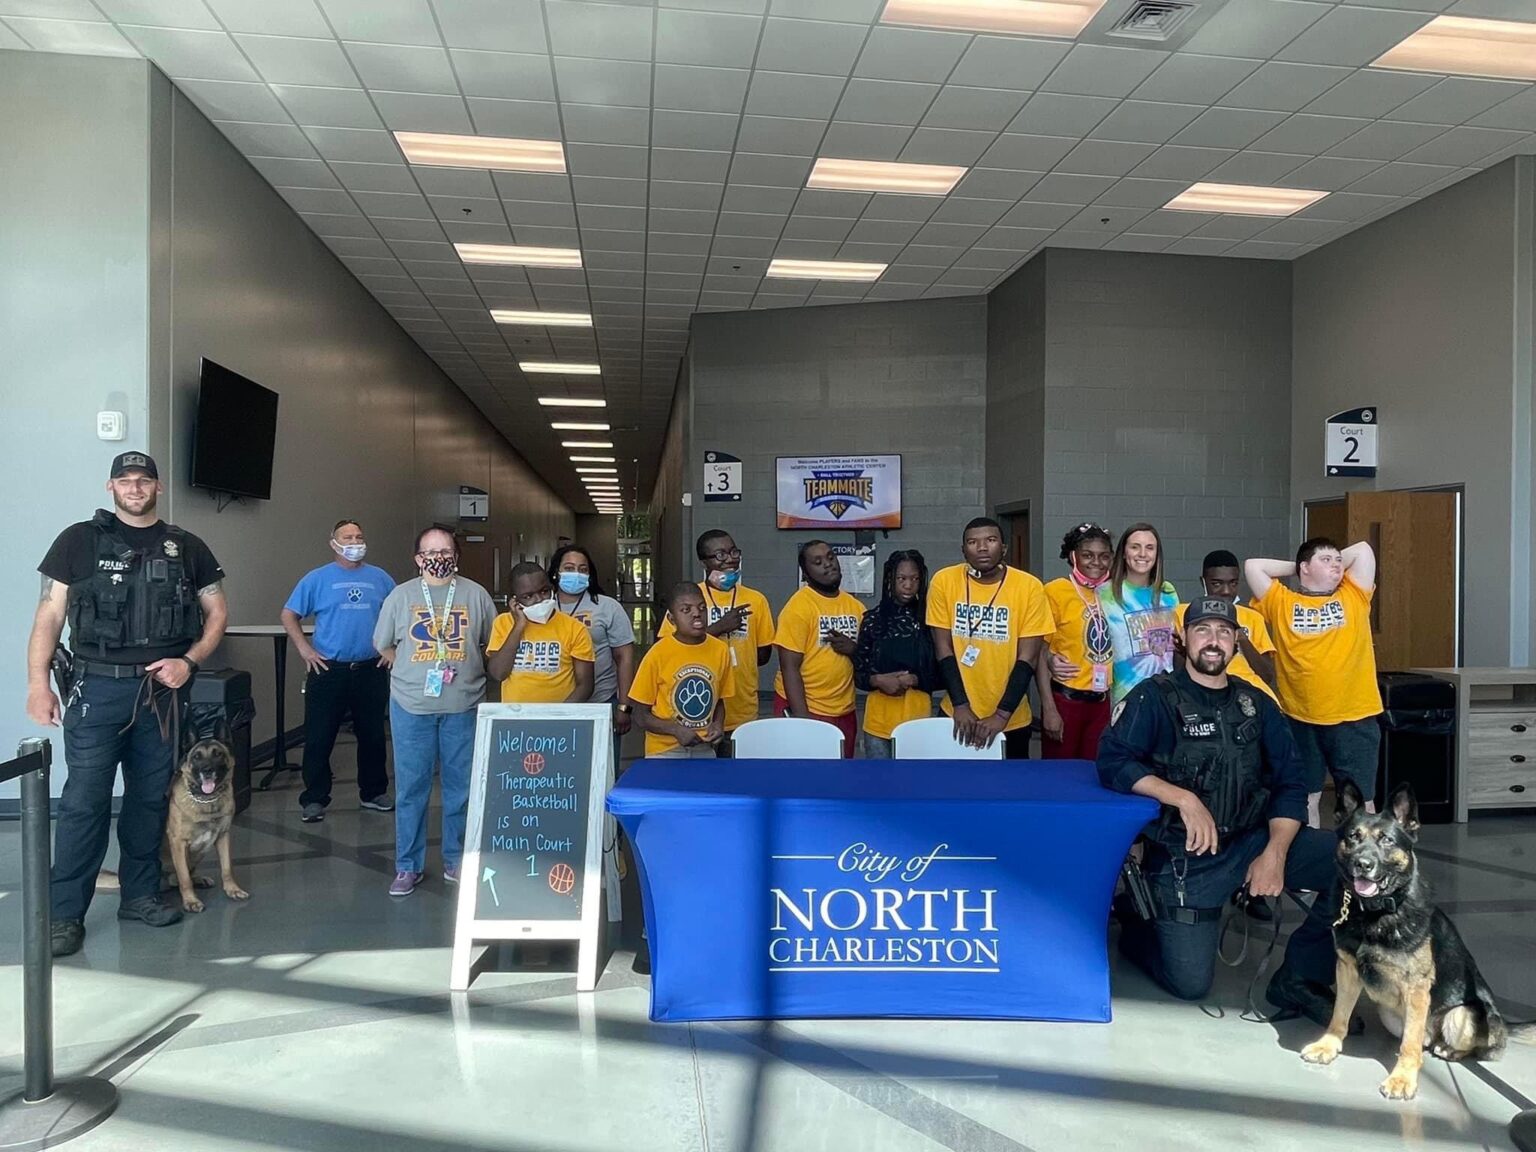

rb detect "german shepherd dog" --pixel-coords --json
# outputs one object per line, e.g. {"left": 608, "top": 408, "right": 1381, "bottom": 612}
{"left": 1300, "top": 780, "right": 1533, "bottom": 1099}
{"left": 162, "top": 723, "right": 249, "bottom": 913}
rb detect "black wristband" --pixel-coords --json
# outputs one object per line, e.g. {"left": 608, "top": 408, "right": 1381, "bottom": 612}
{"left": 181, "top": 657, "right": 200, "bottom": 676}
{"left": 938, "top": 655, "right": 969, "bottom": 708}
{"left": 997, "top": 659, "right": 1036, "bottom": 715}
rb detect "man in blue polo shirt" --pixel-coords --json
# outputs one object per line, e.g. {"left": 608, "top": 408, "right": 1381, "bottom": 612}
{"left": 281, "top": 520, "right": 397, "bottom": 823}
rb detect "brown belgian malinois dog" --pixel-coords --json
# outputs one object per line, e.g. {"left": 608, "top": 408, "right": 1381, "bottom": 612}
{"left": 161, "top": 722, "right": 249, "bottom": 913}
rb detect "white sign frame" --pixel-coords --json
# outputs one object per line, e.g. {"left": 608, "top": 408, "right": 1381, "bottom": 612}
{"left": 450, "top": 702, "right": 614, "bottom": 992}
{"left": 1324, "top": 407, "right": 1379, "bottom": 478}
{"left": 459, "top": 485, "right": 489, "bottom": 522}
{"left": 775, "top": 454, "right": 903, "bottom": 530}
{"left": 704, "top": 450, "right": 743, "bottom": 502}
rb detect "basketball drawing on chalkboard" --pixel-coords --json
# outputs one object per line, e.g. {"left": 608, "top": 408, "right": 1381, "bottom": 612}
{"left": 523, "top": 751, "right": 546, "bottom": 775}
{"left": 549, "top": 862, "right": 576, "bottom": 895}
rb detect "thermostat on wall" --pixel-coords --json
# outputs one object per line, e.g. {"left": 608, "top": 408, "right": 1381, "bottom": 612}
{"left": 97, "top": 411, "right": 125, "bottom": 441}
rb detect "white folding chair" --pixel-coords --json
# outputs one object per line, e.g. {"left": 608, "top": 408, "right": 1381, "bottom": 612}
{"left": 732, "top": 717, "right": 845, "bottom": 760}
{"left": 892, "top": 717, "right": 1004, "bottom": 760}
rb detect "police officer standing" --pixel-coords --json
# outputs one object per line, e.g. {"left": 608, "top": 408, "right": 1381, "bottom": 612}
{"left": 1097, "top": 597, "right": 1340, "bottom": 1022}
{"left": 26, "top": 452, "right": 228, "bottom": 957}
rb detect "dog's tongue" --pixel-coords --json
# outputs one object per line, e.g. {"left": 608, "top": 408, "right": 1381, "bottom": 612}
{"left": 200, "top": 778, "right": 217, "bottom": 795}
{"left": 1353, "top": 878, "right": 1381, "bottom": 897}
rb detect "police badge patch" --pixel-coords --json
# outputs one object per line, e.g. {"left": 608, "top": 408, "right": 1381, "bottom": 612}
{"left": 162, "top": 539, "right": 180, "bottom": 558}
{"left": 1238, "top": 692, "right": 1256, "bottom": 717}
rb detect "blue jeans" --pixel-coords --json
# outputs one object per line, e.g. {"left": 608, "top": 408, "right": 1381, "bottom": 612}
{"left": 1118, "top": 824, "right": 1341, "bottom": 1001}
{"left": 389, "top": 702, "right": 475, "bottom": 875}
{"left": 54, "top": 673, "right": 188, "bottom": 919}
{"left": 1291, "top": 716, "right": 1381, "bottom": 804}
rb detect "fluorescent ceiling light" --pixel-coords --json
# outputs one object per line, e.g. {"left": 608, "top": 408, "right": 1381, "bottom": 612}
{"left": 562, "top": 440, "right": 613, "bottom": 448}
{"left": 766, "top": 258, "right": 887, "bottom": 282}
{"left": 881, "top": 0, "right": 1107, "bottom": 38}
{"left": 455, "top": 244, "right": 582, "bottom": 268}
{"left": 569, "top": 455, "right": 616, "bottom": 462}
{"left": 1162, "top": 182, "right": 1328, "bottom": 217}
{"left": 537, "top": 397, "right": 607, "bottom": 408}
{"left": 1374, "top": 15, "right": 1536, "bottom": 82}
{"left": 491, "top": 309, "right": 592, "bottom": 327}
{"left": 394, "top": 132, "right": 565, "bottom": 173}
{"left": 577, "top": 467, "right": 618, "bottom": 473}
{"left": 807, "top": 157, "right": 967, "bottom": 196}
{"left": 521, "top": 361, "right": 601, "bottom": 375}
{"left": 551, "top": 422, "right": 610, "bottom": 431}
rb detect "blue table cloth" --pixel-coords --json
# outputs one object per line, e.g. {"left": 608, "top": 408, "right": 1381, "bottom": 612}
{"left": 608, "top": 758, "right": 1157, "bottom": 1023}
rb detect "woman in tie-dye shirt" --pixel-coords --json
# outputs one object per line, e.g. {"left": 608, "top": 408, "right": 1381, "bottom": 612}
{"left": 1098, "top": 523, "right": 1179, "bottom": 706}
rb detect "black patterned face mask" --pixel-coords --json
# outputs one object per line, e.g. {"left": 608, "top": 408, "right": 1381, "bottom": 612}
{"left": 420, "top": 554, "right": 457, "bottom": 579}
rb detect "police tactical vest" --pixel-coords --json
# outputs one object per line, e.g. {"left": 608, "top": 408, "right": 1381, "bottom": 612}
{"left": 1147, "top": 674, "right": 1270, "bottom": 850}
{"left": 67, "top": 510, "right": 203, "bottom": 658}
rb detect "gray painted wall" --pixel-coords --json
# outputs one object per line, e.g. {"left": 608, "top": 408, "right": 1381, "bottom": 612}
{"left": 649, "top": 350, "right": 691, "bottom": 603}
{"left": 688, "top": 298, "right": 988, "bottom": 618}
{"left": 1042, "top": 250, "right": 1293, "bottom": 593}
{"left": 2, "top": 55, "right": 154, "bottom": 800}
{"left": 1292, "top": 160, "right": 1532, "bottom": 666}
{"left": 986, "top": 257, "right": 1047, "bottom": 567}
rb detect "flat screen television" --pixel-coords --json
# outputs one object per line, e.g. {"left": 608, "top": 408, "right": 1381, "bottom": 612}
{"left": 190, "top": 358, "right": 279, "bottom": 500}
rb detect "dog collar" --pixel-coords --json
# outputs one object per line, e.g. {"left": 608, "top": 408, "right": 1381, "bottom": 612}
{"left": 185, "top": 786, "right": 221, "bottom": 805}
{"left": 1333, "top": 888, "right": 1403, "bottom": 926}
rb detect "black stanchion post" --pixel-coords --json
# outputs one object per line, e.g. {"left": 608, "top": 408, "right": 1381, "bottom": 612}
{"left": 1513, "top": 1110, "right": 1536, "bottom": 1152}
{"left": 0, "top": 737, "right": 120, "bottom": 1151}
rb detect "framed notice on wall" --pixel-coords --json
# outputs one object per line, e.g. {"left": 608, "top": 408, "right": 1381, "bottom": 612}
{"left": 775, "top": 455, "right": 902, "bottom": 530}
{"left": 450, "top": 703, "right": 614, "bottom": 992}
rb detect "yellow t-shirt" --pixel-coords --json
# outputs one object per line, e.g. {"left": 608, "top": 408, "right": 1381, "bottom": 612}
{"left": 1175, "top": 600, "right": 1279, "bottom": 703}
{"left": 1255, "top": 575, "right": 1382, "bottom": 724}
{"left": 657, "top": 582, "right": 775, "bottom": 731}
{"left": 628, "top": 634, "right": 735, "bottom": 756}
{"left": 1043, "top": 577, "right": 1114, "bottom": 693}
{"left": 772, "top": 586, "right": 865, "bottom": 717}
{"left": 863, "top": 686, "right": 934, "bottom": 741}
{"left": 488, "top": 611, "right": 595, "bottom": 703}
{"left": 926, "top": 564, "right": 1054, "bottom": 731}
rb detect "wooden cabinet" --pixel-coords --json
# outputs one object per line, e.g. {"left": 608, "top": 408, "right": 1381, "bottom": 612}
{"left": 1410, "top": 668, "right": 1536, "bottom": 820}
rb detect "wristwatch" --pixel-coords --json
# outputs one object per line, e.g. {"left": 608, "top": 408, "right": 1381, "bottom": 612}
{"left": 180, "top": 657, "right": 201, "bottom": 676}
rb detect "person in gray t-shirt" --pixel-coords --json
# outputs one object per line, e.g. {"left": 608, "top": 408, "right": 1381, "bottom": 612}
{"left": 550, "top": 545, "right": 636, "bottom": 766}
{"left": 372, "top": 527, "right": 496, "bottom": 897}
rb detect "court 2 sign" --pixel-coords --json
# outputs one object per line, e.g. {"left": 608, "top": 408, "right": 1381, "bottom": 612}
{"left": 1325, "top": 407, "right": 1378, "bottom": 478}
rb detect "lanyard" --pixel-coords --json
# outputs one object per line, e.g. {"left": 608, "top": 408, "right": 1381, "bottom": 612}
{"left": 703, "top": 582, "right": 738, "bottom": 617}
{"left": 962, "top": 567, "right": 1007, "bottom": 638}
{"left": 559, "top": 592, "right": 589, "bottom": 618}
{"left": 419, "top": 578, "right": 456, "bottom": 665}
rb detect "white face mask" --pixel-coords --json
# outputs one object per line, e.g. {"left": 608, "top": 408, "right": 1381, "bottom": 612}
{"left": 521, "top": 598, "right": 558, "bottom": 624}
{"left": 333, "top": 541, "right": 367, "bottom": 563}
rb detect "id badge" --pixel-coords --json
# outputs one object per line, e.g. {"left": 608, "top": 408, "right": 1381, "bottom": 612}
{"left": 729, "top": 646, "right": 739, "bottom": 668}
{"left": 1091, "top": 663, "right": 1108, "bottom": 693}
{"left": 423, "top": 667, "right": 445, "bottom": 698}
{"left": 961, "top": 644, "right": 981, "bottom": 668}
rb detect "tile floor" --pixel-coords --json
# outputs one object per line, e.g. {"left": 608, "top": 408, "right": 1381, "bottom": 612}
{"left": 2, "top": 735, "right": 1534, "bottom": 1152}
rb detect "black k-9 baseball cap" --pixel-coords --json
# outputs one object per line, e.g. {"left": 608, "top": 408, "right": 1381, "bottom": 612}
{"left": 1184, "top": 597, "right": 1238, "bottom": 629}
{"left": 110, "top": 451, "right": 158, "bottom": 479}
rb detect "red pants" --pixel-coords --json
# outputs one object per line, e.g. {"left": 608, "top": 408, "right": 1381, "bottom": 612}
{"left": 772, "top": 696, "right": 857, "bottom": 758}
{"left": 1041, "top": 689, "right": 1111, "bottom": 760}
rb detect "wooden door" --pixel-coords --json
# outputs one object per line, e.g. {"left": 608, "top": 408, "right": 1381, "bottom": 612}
{"left": 1344, "top": 491, "right": 1458, "bottom": 669}
{"left": 1304, "top": 499, "right": 1347, "bottom": 545}
{"left": 457, "top": 536, "right": 499, "bottom": 596}
{"left": 1004, "top": 511, "right": 1030, "bottom": 572}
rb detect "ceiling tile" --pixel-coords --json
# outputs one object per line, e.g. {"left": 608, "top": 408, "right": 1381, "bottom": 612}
{"left": 1140, "top": 217, "right": 1219, "bottom": 242}
{"left": 1129, "top": 144, "right": 1235, "bottom": 179}
{"left": 117, "top": 26, "right": 257, "bottom": 80}
{"left": 203, "top": 0, "right": 329, "bottom": 36}
{"left": 353, "top": 190, "right": 434, "bottom": 218}
{"left": 1093, "top": 176, "right": 1190, "bottom": 208}
{"left": 304, "top": 125, "right": 404, "bottom": 163}
{"left": 1024, "top": 173, "right": 1117, "bottom": 203}
{"left": 653, "top": 110, "right": 741, "bottom": 150}
{"left": 820, "top": 120, "right": 913, "bottom": 159}
{"left": 1327, "top": 119, "right": 1448, "bottom": 160}
{"left": 729, "top": 152, "right": 812, "bottom": 186}
{"left": 1344, "top": 161, "right": 1458, "bottom": 196}
{"left": 1130, "top": 53, "right": 1261, "bottom": 106}
{"left": 1184, "top": 0, "right": 1330, "bottom": 58}
{"left": 272, "top": 84, "right": 381, "bottom": 127}
{"left": 451, "top": 50, "right": 554, "bottom": 100}
{"left": 493, "top": 171, "right": 573, "bottom": 202}
{"left": 794, "top": 188, "right": 872, "bottom": 216}
{"left": 413, "top": 166, "right": 498, "bottom": 198}
{"left": 562, "top": 103, "right": 652, "bottom": 146}
{"left": 948, "top": 34, "right": 1070, "bottom": 91}
{"left": 735, "top": 114, "right": 825, "bottom": 154}
{"left": 1171, "top": 107, "right": 1289, "bottom": 148}
{"left": 862, "top": 193, "right": 943, "bottom": 221}
{"left": 278, "top": 186, "right": 357, "bottom": 214}
{"left": 1398, "top": 125, "right": 1527, "bottom": 166}
{"left": 655, "top": 64, "right": 751, "bottom": 114}
{"left": 1295, "top": 190, "right": 1396, "bottom": 221}
{"left": 344, "top": 42, "right": 457, "bottom": 93}
{"left": 572, "top": 175, "right": 650, "bottom": 206}
{"left": 656, "top": 8, "right": 760, "bottom": 67}
{"left": 465, "top": 97, "right": 561, "bottom": 138}
{"left": 331, "top": 160, "right": 421, "bottom": 193}
{"left": 1007, "top": 92, "right": 1117, "bottom": 137}
{"left": 4, "top": 16, "right": 140, "bottom": 54}
{"left": 899, "top": 127, "right": 994, "bottom": 166}
{"left": 250, "top": 155, "right": 343, "bottom": 187}
{"left": 215, "top": 121, "right": 319, "bottom": 158}
{"left": 554, "top": 56, "right": 653, "bottom": 107}
{"left": 1386, "top": 78, "right": 1530, "bottom": 126}
{"left": 1058, "top": 139, "right": 1158, "bottom": 176}
{"left": 1061, "top": 205, "right": 1149, "bottom": 233}
{"left": 650, "top": 147, "right": 732, "bottom": 180}
{"left": 0, "top": 22, "right": 29, "bottom": 47}
{"left": 318, "top": 0, "right": 440, "bottom": 46}
{"left": 546, "top": 0, "right": 654, "bottom": 61}
{"left": 1276, "top": 155, "right": 1383, "bottom": 190}
{"left": 1251, "top": 113, "right": 1371, "bottom": 154}
{"left": 568, "top": 142, "right": 650, "bottom": 179}
{"left": 178, "top": 78, "right": 291, "bottom": 121}
{"left": 432, "top": 0, "right": 546, "bottom": 52}
{"left": 979, "top": 133, "right": 1077, "bottom": 171}
{"left": 953, "top": 167, "right": 1040, "bottom": 199}
{"left": 1472, "top": 88, "right": 1536, "bottom": 131}
{"left": 235, "top": 34, "right": 360, "bottom": 87}
{"left": 1274, "top": 6, "right": 1435, "bottom": 67}
{"left": 1298, "top": 68, "right": 1438, "bottom": 119}
{"left": 930, "top": 197, "right": 1012, "bottom": 225}
{"left": 782, "top": 215, "right": 855, "bottom": 242}
{"left": 922, "top": 86, "right": 1030, "bottom": 132}
{"left": 1102, "top": 233, "right": 1175, "bottom": 253}
{"left": 504, "top": 199, "right": 578, "bottom": 225}
{"left": 374, "top": 91, "right": 475, "bottom": 134}
{"left": 1203, "top": 150, "right": 1308, "bottom": 184}
{"left": 579, "top": 204, "right": 647, "bottom": 230}
{"left": 836, "top": 79, "right": 939, "bottom": 126}
{"left": 1191, "top": 214, "right": 1275, "bottom": 240}
{"left": 1088, "top": 101, "right": 1204, "bottom": 144}
{"left": 756, "top": 16, "right": 864, "bottom": 75}
{"left": 853, "top": 25, "right": 969, "bottom": 84}
{"left": 1042, "top": 45, "right": 1167, "bottom": 99}
{"left": 301, "top": 211, "right": 379, "bottom": 238}
{"left": 650, "top": 180, "right": 724, "bottom": 210}
{"left": 1218, "top": 62, "right": 1350, "bottom": 112}
{"left": 745, "top": 71, "right": 846, "bottom": 119}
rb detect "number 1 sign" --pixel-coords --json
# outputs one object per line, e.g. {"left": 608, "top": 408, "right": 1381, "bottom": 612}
{"left": 1325, "top": 407, "right": 1378, "bottom": 478}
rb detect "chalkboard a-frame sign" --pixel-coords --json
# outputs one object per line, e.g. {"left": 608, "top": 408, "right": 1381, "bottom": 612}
{"left": 450, "top": 703, "right": 614, "bottom": 991}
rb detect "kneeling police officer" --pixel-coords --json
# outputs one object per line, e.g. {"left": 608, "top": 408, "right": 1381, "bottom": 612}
{"left": 1097, "top": 596, "right": 1341, "bottom": 1022}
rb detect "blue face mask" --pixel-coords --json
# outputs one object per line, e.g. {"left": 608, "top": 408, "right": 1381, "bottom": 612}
{"left": 709, "top": 569, "right": 741, "bottom": 592}
{"left": 557, "top": 571, "right": 590, "bottom": 596}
